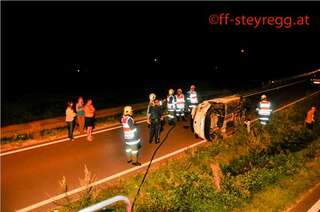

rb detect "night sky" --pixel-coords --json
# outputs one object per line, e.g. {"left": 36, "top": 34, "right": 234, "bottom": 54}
{"left": 2, "top": 1, "right": 320, "bottom": 101}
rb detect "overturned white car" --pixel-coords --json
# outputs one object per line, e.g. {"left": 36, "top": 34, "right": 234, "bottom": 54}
{"left": 192, "top": 95, "right": 242, "bottom": 141}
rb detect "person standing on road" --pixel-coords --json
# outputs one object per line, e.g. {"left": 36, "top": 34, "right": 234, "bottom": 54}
{"left": 147, "top": 99, "right": 163, "bottom": 144}
{"left": 305, "top": 106, "right": 317, "bottom": 130}
{"left": 167, "top": 89, "right": 176, "bottom": 126}
{"left": 175, "top": 88, "right": 186, "bottom": 121}
{"left": 147, "top": 93, "right": 156, "bottom": 127}
{"left": 121, "top": 106, "right": 142, "bottom": 166}
{"left": 65, "top": 101, "right": 77, "bottom": 141}
{"left": 76, "top": 96, "right": 85, "bottom": 134}
{"left": 84, "top": 99, "right": 96, "bottom": 141}
{"left": 186, "top": 85, "right": 199, "bottom": 131}
{"left": 186, "top": 85, "right": 199, "bottom": 114}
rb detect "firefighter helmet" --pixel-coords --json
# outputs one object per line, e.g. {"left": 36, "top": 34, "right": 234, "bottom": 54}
{"left": 169, "top": 89, "right": 174, "bottom": 95}
{"left": 261, "top": 94, "right": 267, "bottom": 100}
{"left": 123, "top": 106, "right": 133, "bottom": 116}
{"left": 190, "top": 85, "right": 196, "bottom": 90}
{"left": 149, "top": 93, "right": 156, "bottom": 101}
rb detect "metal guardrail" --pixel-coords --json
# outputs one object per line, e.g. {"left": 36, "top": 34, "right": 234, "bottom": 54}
{"left": 78, "top": 195, "right": 131, "bottom": 212}
{"left": 1, "top": 102, "right": 148, "bottom": 139}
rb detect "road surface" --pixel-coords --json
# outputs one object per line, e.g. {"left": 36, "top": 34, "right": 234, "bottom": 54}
{"left": 288, "top": 182, "right": 320, "bottom": 212}
{"left": 1, "top": 81, "right": 319, "bottom": 212}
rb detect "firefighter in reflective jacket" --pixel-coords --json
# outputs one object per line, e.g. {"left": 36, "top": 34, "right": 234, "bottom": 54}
{"left": 121, "top": 106, "right": 141, "bottom": 166}
{"left": 167, "top": 89, "right": 176, "bottom": 125}
{"left": 186, "top": 85, "right": 199, "bottom": 113}
{"left": 175, "top": 88, "right": 186, "bottom": 121}
{"left": 256, "top": 94, "right": 272, "bottom": 125}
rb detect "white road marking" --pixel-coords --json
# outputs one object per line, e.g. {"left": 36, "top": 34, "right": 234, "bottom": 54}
{"left": 0, "top": 119, "right": 147, "bottom": 157}
{"left": 16, "top": 140, "right": 207, "bottom": 212}
{"left": 243, "top": 79, "right": 306, "bottom": 98}
{"left": 308, "top": 199, "right": 320, "bottom": 212}
{"left": 15, "top": 90, "right": 320, "bottom": 212}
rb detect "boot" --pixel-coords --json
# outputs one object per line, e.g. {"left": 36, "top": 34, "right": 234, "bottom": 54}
{"left": 132, "top": 162, "right": 141, "bottom": 166}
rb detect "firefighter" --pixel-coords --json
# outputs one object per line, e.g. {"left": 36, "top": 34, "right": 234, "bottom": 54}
{"left": 175, "top": 88, "right": 186, "bottom": 121}
{"left": 256, "top": 94, "right": 272, "bottom": 125}
{"left": 121, "top": 106, "right": 141, "bottom": 166}
{"left": 186, "top": 85, "right": 199, "bottom": 113}
{"left": 167, "top": 89, "right": 176, "bottom": 125}
{"left": 147, "top": 99, "right": 163, "bottom": 144}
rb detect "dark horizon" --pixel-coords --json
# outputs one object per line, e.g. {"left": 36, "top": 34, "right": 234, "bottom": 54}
{"left": 2, "top": 1, "right": 320, "bottom": 100}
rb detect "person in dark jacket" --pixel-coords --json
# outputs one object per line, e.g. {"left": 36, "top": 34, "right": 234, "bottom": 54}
{"left": 147, "top": 99, "right": 163, "bottom": 144}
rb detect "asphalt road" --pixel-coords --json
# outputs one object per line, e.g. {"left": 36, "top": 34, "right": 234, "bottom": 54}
{"left": 288, "top": 182, "right": 320, "bottom": 212}
{"left": 1, "top": 81, "right": 319, "bottom": 212}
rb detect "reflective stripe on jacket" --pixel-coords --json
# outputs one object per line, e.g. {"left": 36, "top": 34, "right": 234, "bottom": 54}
{"left": 167, "top": 95, "right": 176, "bottom": 111}
{"left": 175, "top": 94, "right": 185, "bottom": 109}
{"left": 187, "top": 91, "right": 198, "bottom": 105}
{"left": 257, "top": 100, "right": 272, "bottom": 116}
{"left": 121, "top": 115, "right": 136, "bottom": 140}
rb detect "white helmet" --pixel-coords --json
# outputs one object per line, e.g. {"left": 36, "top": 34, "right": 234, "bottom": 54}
{"left": 168, "top": 89, "right": 174, "bottom": 95}
{"left": 123, "top": 106, "right": 133, "bottom": 116}
{"left": 149, "top": 93, "right": 156, "bottom": 101}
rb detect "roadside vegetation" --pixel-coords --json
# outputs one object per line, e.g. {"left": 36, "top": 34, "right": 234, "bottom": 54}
{"left": 54, "top": 94, "right": 320, "bottom": 211}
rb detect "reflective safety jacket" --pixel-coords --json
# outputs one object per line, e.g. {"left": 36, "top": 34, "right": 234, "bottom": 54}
{"left": 257, "top": 100, "right": 272, "bottom": 116}
{"left": 187, "top": 91, "right": 198, "bottom": 107}
{"left": 121, "top": 115, "right": 140, "bottom": 145}
{"left": 175, "top": 94, "right": 185, "bottom": 110}
{"left": 167, "top": 95, "right": 176, "bottom": 112}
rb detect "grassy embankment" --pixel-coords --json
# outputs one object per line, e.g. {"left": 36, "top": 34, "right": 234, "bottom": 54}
{"left": 54, "top": 93, "right": 320, "bottom": 211}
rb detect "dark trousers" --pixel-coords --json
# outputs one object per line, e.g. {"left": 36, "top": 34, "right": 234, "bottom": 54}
{"left": 125, "top": 142, "right": 141, "bottom": 163}
{"left": 176, "top": 109, "right": 185, "bottom": 121}
{"left": 149, "top": 119, "right": 161, "bottom": 143}
{"left": 167, "top": 110, "right": 175, "bottom": 125}
{"left": 66, "top": 121, "right": 75, "bottom": 139}
{"left": 306, "top": 122, "right": 314, "bottom": 130}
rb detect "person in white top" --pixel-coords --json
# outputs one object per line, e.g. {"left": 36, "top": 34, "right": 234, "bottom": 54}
{"left": 65, "top": 101, "right": 77, "bottom": 140}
